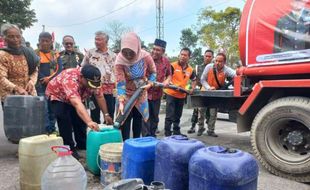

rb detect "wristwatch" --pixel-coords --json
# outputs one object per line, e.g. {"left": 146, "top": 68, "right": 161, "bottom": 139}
{"left": 104, "top": 113, "right": 110, "bottom": 117}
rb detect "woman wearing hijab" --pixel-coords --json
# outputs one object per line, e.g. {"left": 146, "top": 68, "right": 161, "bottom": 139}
{"left": 115, "top": 32, "right": 157, "bottom": 141}
{"left": 0, "top": 23, "right": 39, "bottom": 105}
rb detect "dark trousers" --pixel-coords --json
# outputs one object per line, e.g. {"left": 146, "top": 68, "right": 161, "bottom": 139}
{"left": 37, "top": 84, "right": 56, "bottom": 133}
{"left": 90, "top": 94, "right": 115, "bottom": 123}
{"left": 50, "top": 100, "right": 87, "bottom": 150}
{"left": 142, "top": 99, "right": 161, "bottom": 137}
{"left": 164, "top": 94, "right": 185, "bottom": 136}
{"left": 121, "top": 107, "right": 142, "bottom": 141}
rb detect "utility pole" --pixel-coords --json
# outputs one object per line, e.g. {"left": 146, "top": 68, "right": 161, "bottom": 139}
{"left": 42, "top": 25, "right": 45, "bottom": 32}
{"left": 156, "top": 0, "right": 164, "bottom": 40}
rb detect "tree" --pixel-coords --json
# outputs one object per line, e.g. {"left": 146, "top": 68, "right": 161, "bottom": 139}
{"left": 103, "top": 21, "right": 132, "bottom": 52}
{"left": 198, "top": 7, "right": 241, "bottom": 65}
{"left": 179, "top": 28, "right": 203, "bottom": 67}
{"left": 0, "top": 0, "right": 37, "bottom": 30}
{"left": 54, "top": 42, "right": 62, "bottom": 52}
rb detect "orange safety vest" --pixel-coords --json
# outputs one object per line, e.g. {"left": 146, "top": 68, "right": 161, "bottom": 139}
{"left": 164, "top": 61, "right": 193, "bottom": 99}
{"left": 207, "top": 67, "right": 225, "bottom": 89}
{"left": 37, "top": 50, "right": 60, "bottom": 79}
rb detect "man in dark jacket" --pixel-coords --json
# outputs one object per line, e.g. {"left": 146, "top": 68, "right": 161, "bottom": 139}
{"left": 59, "top": 35, "right": 84, "bottom": 69}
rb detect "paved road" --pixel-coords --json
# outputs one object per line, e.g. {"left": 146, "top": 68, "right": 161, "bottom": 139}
{"left": 0, "top": 103, "right": 309, "bottom": 190}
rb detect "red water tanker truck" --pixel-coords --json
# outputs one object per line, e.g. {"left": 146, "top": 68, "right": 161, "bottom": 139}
{"left": 191, "top": 0, "right": 310, "bottom": 182}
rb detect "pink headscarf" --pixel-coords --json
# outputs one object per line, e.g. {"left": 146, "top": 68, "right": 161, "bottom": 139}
{"left": 115, "top": 32, "right": 149, "bottom": 66}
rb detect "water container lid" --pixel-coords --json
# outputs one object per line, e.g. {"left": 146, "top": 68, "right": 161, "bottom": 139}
{"left": 208, "top": 146, "right": 240, "bottom": 155}
{"left": 169, "top": 135, "right": 188, "bottom": 141}
{"left": 164, "top": 135, "right": 201, "bottom": 145}
{"left": 51, "top": 145, "right": 72, "bottom": 157}
{"left": 125, "top": 137, "right": 158, "bottom": 147}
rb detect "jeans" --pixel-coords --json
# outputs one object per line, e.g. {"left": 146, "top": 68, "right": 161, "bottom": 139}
{"left": 37, "top": 84, "right": 56, "bottom": 133}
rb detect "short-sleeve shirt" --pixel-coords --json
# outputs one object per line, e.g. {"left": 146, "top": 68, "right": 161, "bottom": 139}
{"left": 81, "top": 48, "right": 116, "bottom": 94}
{"left": 46, "top": 68, "right": 101, "bottom": 104}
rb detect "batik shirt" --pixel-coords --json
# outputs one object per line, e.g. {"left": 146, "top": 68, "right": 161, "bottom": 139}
{"left": 147, "top": 56, "right": 171, "bottom": 100}
{"left": 46, "top": 68, "right": 101, "bottom": 104}
{"left": 0, "top": 51, "right": 38, "bottom": 101}
{"left": 82, "top": 48, "right": 116, "bottom": 94}
{"left": 115, "top": 55, "right": 156, "bottom": 121}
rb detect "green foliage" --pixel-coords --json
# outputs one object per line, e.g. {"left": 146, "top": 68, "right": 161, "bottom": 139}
{"left": 179, "top": 28, "right": 203, "bottom": 67}
{"left": 179, "top": 28, "right": 198, "bottom": 48}
{"left": 168, "top": 56, "right": 178, "bottom": 63}
{"left": 104, "top": 21, "right": 132, "bottom": 52}
{"left": 198, "top": 6, "right": 241, "bottom": 65}
{"left": 146, "top": 43, "right": 154, "bottom": 52}
{"left": 0, "top": 0, "right": 37, "bottom": 30}
{"left": 140, "top": 40, "right": 151, "bottom": 52}
{"left": 54, "top": 42, "right": 62, "bottom": 52}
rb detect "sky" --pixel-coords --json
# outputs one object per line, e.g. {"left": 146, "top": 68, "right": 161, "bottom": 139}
{"left": 23, "top": 0, "right": 245, "bottom": 56}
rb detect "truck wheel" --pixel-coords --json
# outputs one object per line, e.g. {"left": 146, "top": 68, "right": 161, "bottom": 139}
{"left": 251, "top": 96, "right": 310, "bottom": 182}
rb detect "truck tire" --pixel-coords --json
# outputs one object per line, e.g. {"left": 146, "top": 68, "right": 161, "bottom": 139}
{"left": 251, "top": 96, "right": 310, "bottom": 182}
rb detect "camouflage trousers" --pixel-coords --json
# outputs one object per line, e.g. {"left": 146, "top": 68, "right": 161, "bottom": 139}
{"left": 198, "top": 107, "right": 217, "bottom": 132}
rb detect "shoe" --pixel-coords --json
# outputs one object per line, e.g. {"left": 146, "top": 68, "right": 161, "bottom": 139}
{"left": 72, "top": 150, "right": 81, "bottom": 160}
{"left": 187, "top": 128, "right": 196, "bottom": 134}
{"left": 207, "top": 131, "right": 218, "bottom": 137}
{"left": 197, "top": 128, "right": 206, "bottom": 136}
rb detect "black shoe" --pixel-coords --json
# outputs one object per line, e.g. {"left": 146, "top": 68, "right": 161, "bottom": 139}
{"left": 197, "top": 128, "right": 206, "bottom": 136}
{"left": 72, "top": 150, "right": 81, "bottom": 160}
{"left": 207, "top": 131, "right": 218, "bottom": 137}
{"left": 187, "top": 128, "right": 196, "bottom": 134}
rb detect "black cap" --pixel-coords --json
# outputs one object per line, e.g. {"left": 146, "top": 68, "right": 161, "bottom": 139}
{"left": 154, "top": 39, "right": 167, "bottom": 49}
{"left": 81, "top": 64, "right": 101, "bottom": 88}
{"left": 39, "top": 32, "right": 52, "bottom": 40}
